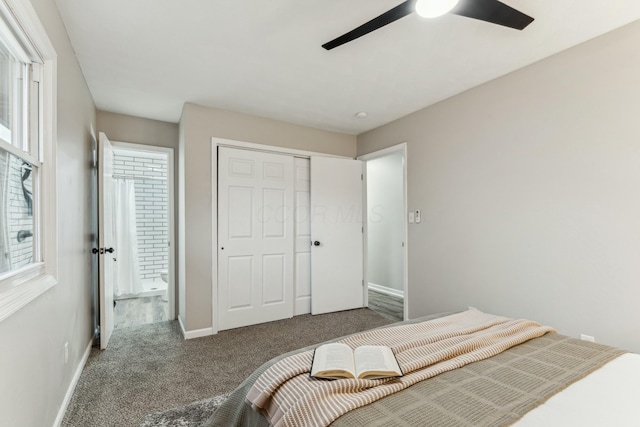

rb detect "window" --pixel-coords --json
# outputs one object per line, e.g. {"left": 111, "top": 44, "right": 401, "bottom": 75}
{"left": 0, "top": 0, "right": 57, "bottom": 322}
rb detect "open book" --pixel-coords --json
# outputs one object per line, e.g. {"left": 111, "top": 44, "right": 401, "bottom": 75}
{"left": 311, "top": 343, "right": 403, "bottom": 380}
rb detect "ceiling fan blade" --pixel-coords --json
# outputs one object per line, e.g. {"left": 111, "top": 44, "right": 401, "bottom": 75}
{"left": 451, "top": 0, "right": 534, "bottom": 30}
{"left": 322, "top": 0, "right": 416, "bottom": 50}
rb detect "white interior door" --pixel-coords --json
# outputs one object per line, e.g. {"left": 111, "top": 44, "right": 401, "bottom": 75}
{"left": 98, "top": 132, "right": 116, "bottom": 349}
{"left": 294, "top": 157, "right": 311, "bottom": 315}
{"left": 310, "top": 156, "right": 364, "bottom": 315}
{"left": 218, "top": 147, "right": 294, "bottom": 330}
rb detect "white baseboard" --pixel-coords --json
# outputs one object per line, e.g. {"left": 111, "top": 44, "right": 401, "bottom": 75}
{"left": 179, "top": 315, "right": 215, "bottom": 339}
{"left": 368, "top": 282, "right": 404, "bottom": 298}
{"left": 53, "top": 336, "right": 93, "bottom": 427}
{"left": 184, "top": 327, "right": 214, "bottom": 339}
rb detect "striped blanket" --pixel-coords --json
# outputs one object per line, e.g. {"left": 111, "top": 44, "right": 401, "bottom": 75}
{"left": 246, "top": 310, "right": 555, "bottom": 427}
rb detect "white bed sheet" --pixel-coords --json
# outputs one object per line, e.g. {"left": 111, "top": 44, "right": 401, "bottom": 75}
{"left": 514, "top": 353, "right": 640, "bottom": 426}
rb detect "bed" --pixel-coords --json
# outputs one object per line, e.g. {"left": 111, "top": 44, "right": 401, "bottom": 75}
{"left": 204, "top": 310, "right": 639, "bottom": 426}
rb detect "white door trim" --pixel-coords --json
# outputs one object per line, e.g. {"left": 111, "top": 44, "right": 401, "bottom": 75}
{"left": 211, "top": 137, "right": 352, "bottom": 334}
{"left": 110, "top": 140, "right": 176, "bottom": 321}
{"left": 358, "top": 142, "right": 409, "bottom": 321}
{"left": 212, "top": 137, "right": 348, "bottom": 159}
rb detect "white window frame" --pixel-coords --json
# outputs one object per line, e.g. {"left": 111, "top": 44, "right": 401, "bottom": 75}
{"left": 0, "top": 0, "right": 57, "bottom": 323}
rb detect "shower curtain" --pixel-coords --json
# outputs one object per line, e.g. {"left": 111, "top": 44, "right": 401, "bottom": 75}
{"left": 113, "top": 178, "right": 143, "bottom": 297}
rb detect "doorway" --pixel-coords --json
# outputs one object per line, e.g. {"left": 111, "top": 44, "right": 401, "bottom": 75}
{"left": 97, "top": 134, "right": 176, "bottom": 348}
{"left": 360, "top": 144, "right": 408, "bottom": 321}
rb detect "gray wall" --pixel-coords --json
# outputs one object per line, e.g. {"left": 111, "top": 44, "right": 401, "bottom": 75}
{"left": 179, "top": 103, "right": 356, "bottom": 331}
{"left": 366, "top": 152, "right": 404, "bottom": 292}
{"left": 358, "top": 20, "right": 640, "bottom": 353}
{"left": 0, "top": 0, "right": 96, "bottom": 425}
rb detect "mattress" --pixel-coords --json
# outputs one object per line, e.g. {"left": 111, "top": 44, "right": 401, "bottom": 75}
{"left": 514, "top": 352, "right": 640, "bottom": 426}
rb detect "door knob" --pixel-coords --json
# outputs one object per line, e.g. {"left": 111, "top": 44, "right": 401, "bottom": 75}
{"left": 92, "top": 248, "right": 100, "bottom": 254}
{"left": 313, "top": 241, "right": 321, "bottom": 246}
{"left": 105, "top": 247, "right": 115, "bottom": 253}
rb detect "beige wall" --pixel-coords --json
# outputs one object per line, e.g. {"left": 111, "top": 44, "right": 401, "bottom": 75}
{"left": 97, "top": 110, "right": 179, "bottom": 149}
{"left": 0, "top": 0, "right": 96, "bottom": 425}
{"left": 358, "top": 20, "right": 640, "bottom": 353}
{"left": 179, "top": 103, "right": 356, "bottom": 331}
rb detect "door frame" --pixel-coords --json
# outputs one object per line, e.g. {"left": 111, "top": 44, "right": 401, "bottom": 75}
{"left": 211, "top": 137, "right": 350, "bottom": 334}
{"left": 110, "top": 140, "right": 176, "bottom": 321}
{"left": 358, "top": 143, "right": 409, "bottom": 321}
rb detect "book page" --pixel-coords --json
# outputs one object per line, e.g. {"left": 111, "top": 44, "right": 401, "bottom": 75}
{"left": 354, "top": 345, "right": 402, "bottom": 379}
{"left": 311, "top": 343, "right": 356, "bottom": 379}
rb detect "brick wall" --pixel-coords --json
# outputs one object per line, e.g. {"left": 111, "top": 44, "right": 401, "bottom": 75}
{"left": 113, "top": 150, "right": 168, "bottom": 282}
{"left": 0, "top": 151, "right": 34, "bottom": 273}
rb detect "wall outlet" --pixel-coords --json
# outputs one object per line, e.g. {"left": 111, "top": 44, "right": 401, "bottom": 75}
{"left": 415, "top": 209, "right": 421, "bottom": 223}
{"left": 64, "top": 342, "right": 69, "bottom": 364}
{"left": 580, "top": 334, "right": 595, "bottom": 343}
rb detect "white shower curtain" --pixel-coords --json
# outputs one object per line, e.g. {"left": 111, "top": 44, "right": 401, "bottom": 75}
{"left": 113, "top": 179, "right": 143, "bottom": 297}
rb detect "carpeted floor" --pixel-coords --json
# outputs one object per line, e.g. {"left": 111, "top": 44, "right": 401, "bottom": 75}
{"left": 62, "top": 308, "right": 392, "bottom": 427}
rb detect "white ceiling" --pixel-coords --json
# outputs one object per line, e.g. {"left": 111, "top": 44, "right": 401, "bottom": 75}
{"left": 54, "top": 1, "right": 640, "bottom": 135}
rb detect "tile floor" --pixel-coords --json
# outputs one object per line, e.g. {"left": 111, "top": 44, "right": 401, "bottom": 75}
{"left": 114, "top": 295, "right": 169, "bottom": 328}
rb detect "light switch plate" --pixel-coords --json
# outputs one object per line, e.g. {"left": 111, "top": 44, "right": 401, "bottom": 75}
{"left": 408, "top": 212, "right": 415, "bottom": 223}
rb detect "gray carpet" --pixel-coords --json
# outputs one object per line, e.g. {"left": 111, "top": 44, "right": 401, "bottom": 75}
{"left": 62, "top": 309, "right": 392, "bottom": 427}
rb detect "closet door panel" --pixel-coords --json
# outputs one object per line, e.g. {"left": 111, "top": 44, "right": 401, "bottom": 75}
{"left": 218, "top": 147, "right": 294, "bottom": 330}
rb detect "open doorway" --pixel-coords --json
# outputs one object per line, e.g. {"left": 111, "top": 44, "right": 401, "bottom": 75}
{"left": 360, "top": 144, "right": 407, "bottom": 322}
{"left": 107, "top": 141, "right": 175, "bottom": 331}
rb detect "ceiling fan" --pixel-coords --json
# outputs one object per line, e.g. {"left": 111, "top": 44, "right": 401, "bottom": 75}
{"left": 322, "top": 0, "right": 534, "bottom": 50}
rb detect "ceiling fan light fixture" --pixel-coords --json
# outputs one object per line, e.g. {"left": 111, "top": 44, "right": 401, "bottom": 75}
{"left": 415, "top": 0, "right": 460, "bottom": 18}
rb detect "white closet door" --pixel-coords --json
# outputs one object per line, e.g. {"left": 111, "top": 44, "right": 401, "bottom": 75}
{"left": 217, "top": 147, "right": 294, "bottom": 330}
{"left": 98, "top": 132, "right": 116, "bottom": 349}
{"left": 310, "top": 156, "right": 364, "bottom": 315}
{"left": 294, "top": 157, "right": 311, "bottom": 315}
